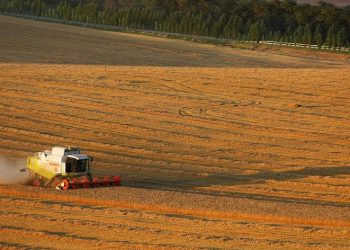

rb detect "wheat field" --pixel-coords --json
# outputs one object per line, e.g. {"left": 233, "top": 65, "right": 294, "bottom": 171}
{"left": 1, "top": 15, "right": 350, "bottom": 249}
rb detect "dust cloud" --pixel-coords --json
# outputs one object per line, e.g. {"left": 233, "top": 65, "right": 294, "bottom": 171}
{"left": 0, "top": 155, "right": 32, "bottom": 185}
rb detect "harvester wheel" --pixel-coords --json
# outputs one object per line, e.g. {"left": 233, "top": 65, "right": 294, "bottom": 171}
{"left": 60, "top": 179, "right": 70, "bottom": 191}
{"left": 33, "top": 179, "right": 42, "bottom": 187}
{"left": 51, "top": 177, "right": 61, "bottom": 189}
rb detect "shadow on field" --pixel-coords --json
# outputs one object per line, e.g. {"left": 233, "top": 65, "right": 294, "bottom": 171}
{"left": 234, "top": 165, "right": 350, "bottom": 184}
{"left": 125, "top": 165, "right": 350, "bottom": 188}
{"left": 123, "top": 165, "right": 350, "bottom": 207}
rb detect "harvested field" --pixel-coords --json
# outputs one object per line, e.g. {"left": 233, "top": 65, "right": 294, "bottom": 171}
{"left": 0, "top": 15, "right": 350, "bottom": 249}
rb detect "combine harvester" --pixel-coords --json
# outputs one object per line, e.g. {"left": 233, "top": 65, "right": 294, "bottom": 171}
{"left": 25, "top": 146, "right": 121, "bottom": 190}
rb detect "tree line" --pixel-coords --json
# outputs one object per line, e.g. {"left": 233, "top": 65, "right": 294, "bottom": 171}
{"left": 1, "top": 0, "right": 349, "bottom": 49}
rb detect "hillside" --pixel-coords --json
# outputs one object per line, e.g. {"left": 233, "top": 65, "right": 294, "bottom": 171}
{"left": 1, "top": 15, "right": 350, "bottom": 249}
{"left": 1, "top": 15, "right": 349, "bottom": 68}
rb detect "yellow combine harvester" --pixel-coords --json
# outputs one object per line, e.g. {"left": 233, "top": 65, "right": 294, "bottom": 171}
{"left": 26, "top": 146, "right": 121, "bottom": 190}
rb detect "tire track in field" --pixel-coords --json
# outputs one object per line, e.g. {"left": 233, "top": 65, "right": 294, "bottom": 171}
{"left": 1, "top": 66, "right": 349, "bottom": 181}
{"left": 1, "top": 192, "right": 350, "bottom": 250}
{"left": 0, "top": 106, "right": 344, "bottom": 169}
{"left": 1, "top": 98, "right": 345, "bottom": 160}
{"left": 2, "top": 82, "right": 348, "bottom": 148}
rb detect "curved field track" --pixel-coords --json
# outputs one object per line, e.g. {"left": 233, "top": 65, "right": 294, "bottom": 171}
{"left": 0, "top": 15, "right": 350, "bottom": 249}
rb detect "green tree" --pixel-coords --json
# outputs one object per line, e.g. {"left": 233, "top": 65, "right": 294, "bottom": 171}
{"left": 325, "top": 24, "right": 336, "bottom": 49}
{"left": 337, "top": 27, "right": 345, "bottom": 50}
{"left": 285, "top": 26, "right": 293, "bottom": 43}
{"left": 314, "top": 24, "right": 323, "bottom": 49}
{"left": 223, "top": 15, "right": 234, "bottom": 39}
{"left": 250, "top": 19, "right": 266, "bottom": 43}
{"left": 294, "top": 26, "right": 304, "bottom": 43}
{"left": 1, "top": 0, "right": 349, "bottom": 49}
{"left": 303, "top": 24, "right": 312, "bottom": 45}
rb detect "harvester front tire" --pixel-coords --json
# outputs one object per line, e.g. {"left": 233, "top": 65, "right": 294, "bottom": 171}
{"left": 60, "top": 179, "right": 70, "bottom": 191}
{"left": 33, "top": 179, "right": 42, "bottom": 187}
{"left": 51, "top": 177, "right": 61, "bottom": 189}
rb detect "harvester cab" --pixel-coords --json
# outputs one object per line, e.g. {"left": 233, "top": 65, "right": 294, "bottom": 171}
{"left": 26, "top": 146, "right": 120, "bottom": 190}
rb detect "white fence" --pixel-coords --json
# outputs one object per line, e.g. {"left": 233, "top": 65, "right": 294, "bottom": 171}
{"left": 241, "top": 40, "right": 350, "bottom": 52}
